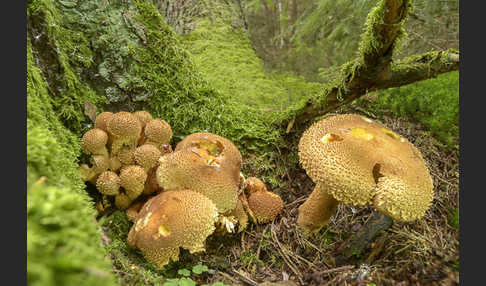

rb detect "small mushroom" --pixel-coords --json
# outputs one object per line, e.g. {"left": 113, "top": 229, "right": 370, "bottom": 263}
{"left": 297, "top": 114, "right": 434, "bottom": 234}
{"left": 106, "top": 111, "right": 142, "bottom": 155}
{"left": 81, "top": 128, "right": 109, "bottom": 157}
{"left": 134, "top": 144, "right": 162, "bottom": 172}
{"left": 117, "top": 146, "right": 136, "bottom": 166}
{"left": 119, "top": 165, "right": 148, "bottom": 200}
{"left": 244, "top": 177, "right": 283, "bottom": 224}
{"left": 127, "top": 190, "right": 218, "bottom": 269}
{"left": 94, "top": 112, "right": 114, "bottom": 133}
{"left": 142, "top": 118, "right": 172, "bottom": 150}
{"left": 96, "top": 171, "right": 121, "bottom": 196}
{"left": 114, "top": 193, "right": 132, "bottom": 210}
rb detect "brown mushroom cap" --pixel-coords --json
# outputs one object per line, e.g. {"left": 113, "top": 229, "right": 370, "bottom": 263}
{"left": 144, "top": 118, "right": 172, "bottom": 146}
{"left": 133, "top": 111, "right": 153, "bottom": 128}
{"left": 134, "top": 144, "right": 162, "bottom": 172}
{"left": 244, "top": 177, "right": 268, "bottom": 195}
{"left": 298, "top": 114, "right": 434, "bottom": 221}
{"left": 127, "top": 190, "right": 218, "bottom": 269}
{"left": 117, "top": 147, "right": 135, "bottom": 166}
{"left": 119, "top": 165, "right": 148, "bottom": 200}
{"left": 96, "top": 171, "right": 121, "bottom": 196}
{"left": 156, "top": 141, "right": 239, "bottom": 214}
{"left": 175, "top": 132, "right": 242, "bottom": 183}
{"left": 107, "top": 111, "right": 142, "bottom": 154}
{"left": 94, "top": 112, "right": 114, "bottom": 133}
{"left": 81, "top": 128, "right": 109, "bottom": 156}
{"left": 246, "top": 183, "right": 284, "bottom": 224}
{"left": 114, "top": 193, "right": 132, "bottom": 210}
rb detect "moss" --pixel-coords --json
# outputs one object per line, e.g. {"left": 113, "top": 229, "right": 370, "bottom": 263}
{"left": 27, "top": 32, "right": 117, "bottom": 285}
{"left": 27, "top": 181, "right": 117, "bottom": 286}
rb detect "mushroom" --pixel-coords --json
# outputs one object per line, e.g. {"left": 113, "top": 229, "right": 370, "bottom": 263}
{"left": 134, "top": 144, "right": 162, "bottom": 172}
{"left": 106, "top": 111, "right": 142, "bottom": 155}
{"left": 119, "top": 165, "right": 148, "bottom": 200}
{"left": 227, "top": 194, "right": 249, "bottom": 233}
{"left": 81, "top": 128, "right": 109, "bottom": 157}
{"left": 133, "top": 110, "right": 153, "bottom": 145}
{"left": 175, "top": 132, "right": 242, "bottom": 184}
{"left": 96, "top": 171, "right": 121, "bottom": 196}
{"left": 127, "top": 190, "right": 218, "bottom": 269}
{"left": 94, "top": 112, "right": 114, "bottom": 133}
{"left": 125, "top": 200, "right": 145, "bottom": 222}
{"left": 244, "top": 177, "right": 284, "bottom": 224}
{"left": 297, "top": 114, "right": 434, "bottom": 234}
{"left": 143, "top": 164, "right": 163, "bottom": 195}
{"left": 117, "top": 146, "right": 136, "bottom": 166}
{"left": 142, "top": 118, "right": 172, "bottom": 150}
{"left": 114, "top": 193, "right": 132, "bottom": 210}
{"left": 156, "top": 137, "right": 240, "bottom": 214}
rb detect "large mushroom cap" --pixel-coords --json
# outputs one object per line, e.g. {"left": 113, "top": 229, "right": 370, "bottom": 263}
{"left": 156, "top": 143, "right": 239, "bottom": 214}
{"left": 127, "top": 190, "right": 218, "bottom": 269}
{"left": 298, "top": 114, "right": 434, "bottom": 221}
{"left": 175, "top": 132, "right": 242, "bottom": 183}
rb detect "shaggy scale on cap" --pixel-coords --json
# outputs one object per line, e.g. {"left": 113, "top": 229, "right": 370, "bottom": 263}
{"left": 107, "top": 112, "right": 142, "bottom": 155}
{"left": 81, "top": 128, "right": 109, "bottom": 157}
{"left": 298, "top": 114, "right": 434, "bottom": 232}
{"left": 127, "top": 190, "right": 218, "bottom": 269}
{"left": 156, "top": 139, "right": 239, "bottom": 214}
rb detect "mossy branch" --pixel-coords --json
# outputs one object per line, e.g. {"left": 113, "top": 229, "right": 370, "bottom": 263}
{"left": 291, "top": 0, "right": 459, "bottom": 123}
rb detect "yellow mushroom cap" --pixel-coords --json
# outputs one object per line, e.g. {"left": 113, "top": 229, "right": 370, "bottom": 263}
{"left": 107, "top": 112, "right": 142, "bottom": 154}
{"left": 94, "top": 112, "right": 114, "bottom": 133}
{"left": 175, "top": 132, "right": 242, "bottom": 184}
{"left": 133, "top": 110, "right": 153, "bottom": 128}
{"left": 144, "top": 118, "right": 172, "bottom": 145}
{"left": 244, "top": 177, "right": 268, "bottom": 195}
{"left": 247, "top": 189, "right": 284, "bottom": 224}
{"left": 81, "top": 128, "right": 108, "bottom": 156}
{"left": 119, "top": 165, "right": 148, "bottom": 200}
{"left": 127, "top": 190, "right": 218, "bottom": 269}
{"left": 156, "top": 142, "right": 239, "bottom": 214}
{"left": 134, "top": 144, "right": 162, "bottom": 171}
{"left": 298, "top": 114, "right": 434, "bottom": 221}
{"left": 117, "top": 147, "right": 135, "bottom": 166}
{"left": 114, "top": 193, "right": 132, "bottom": 210}
{"left": 96, "top": 171, "right": 121, "bottom": 196}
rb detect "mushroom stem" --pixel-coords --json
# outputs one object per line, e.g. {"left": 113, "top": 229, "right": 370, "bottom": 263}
{"left": 334, "top": 211, "right": 393, "bottom": 266}
{"left": 297, "top": 184, "right": 339, "bottom": 234}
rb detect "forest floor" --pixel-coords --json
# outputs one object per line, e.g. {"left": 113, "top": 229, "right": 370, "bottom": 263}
{"left": 99, "top": 106, "right": 459, "bottom": 286}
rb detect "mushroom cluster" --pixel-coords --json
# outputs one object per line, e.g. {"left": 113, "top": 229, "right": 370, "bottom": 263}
{"left": 78, "top": 111, "right": 171, "bottom": 211}
{"left": 297, "top": 114, "right": 434, "bottom": 234}
{"left": 79, "top": 111, "right": 284, "bottom": 269}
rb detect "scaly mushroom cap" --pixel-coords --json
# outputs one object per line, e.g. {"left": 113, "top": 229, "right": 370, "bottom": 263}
{"left": 156, "top": 140, "right": 239, "bottom": 214}
{"left": 298, "top": 114, "right": 434, "bottom": 221}
{"left": 96, "top": 171, "right": 121, "bottom": 196}
{"left": 117, "top": 147, "right": 135, "bottom": 166}
{"left": 244, "top": 177, "right": 268, "bottom": 194}
{"left": 133, "top": 110, "right": 153, "bottom": 128}
{"left": 114, "top": 193, "right": 132, "bottom": 210}
{"left": 246, "top": 186, "right": 284, "bottom": 224}
{"left": 134, "top": 144, "right": 162, "bottom": 172}
{"left": 127, "top": 190, "right": 218, "bottom": 269}
{"left": 107, "top": 111, "right": 142, "bottom": 154}
{"left": 119, "top": 165, "right": 148, "bottom": 200}
{"left": 81, "top": 128, "right": 108, "bottom": 156}
{"left": 175, "top": 132, "right": 242, "bottom": 184}
{"left": 144, "top": 118, "right": 172, "bottom": 147}
{"left": 94, "top": 112, "right": 114, "bottom": 133}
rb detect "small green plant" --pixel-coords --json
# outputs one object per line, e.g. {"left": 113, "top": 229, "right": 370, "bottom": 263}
{"left": 163, "top": 264, "right": 227, "bottom": 286}
{"left": 448, "top": 208, "right": 460, "bottom": 229}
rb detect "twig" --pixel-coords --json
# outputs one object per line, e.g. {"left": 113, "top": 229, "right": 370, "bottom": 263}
{"left": 271, "top": 224, "right": 305, "bottom": 285}
{"left": 232, "top": 269, "right": 259, "bottom": 286}
{"left": 313, "top": 265, "right": 355, "bottom": 276}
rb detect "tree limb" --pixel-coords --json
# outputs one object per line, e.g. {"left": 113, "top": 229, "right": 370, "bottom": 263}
{"left": 291, "top": 0, "right": 459, "bottom": 123}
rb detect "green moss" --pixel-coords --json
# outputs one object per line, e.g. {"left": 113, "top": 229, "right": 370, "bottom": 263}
{"left": 27, "top": 181, "right": 117, "bottom": 286}
{"left": 448, "top": 208, "right": 459, "bottom": 229}
{"left": 27, "top": 32, "right": 117, "bottom": 285}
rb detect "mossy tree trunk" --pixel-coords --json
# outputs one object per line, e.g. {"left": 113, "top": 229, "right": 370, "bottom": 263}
{"left": 290, "top": 0, "right": 459, "bottom": 124}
